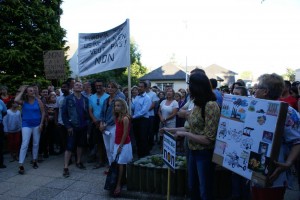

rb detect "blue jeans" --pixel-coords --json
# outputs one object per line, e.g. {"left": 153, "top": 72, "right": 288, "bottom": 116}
{"left": 188, "top": 149, "right": 215, "bottom": 200}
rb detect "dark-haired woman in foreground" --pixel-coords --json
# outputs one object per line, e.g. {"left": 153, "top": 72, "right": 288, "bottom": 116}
{"left": 162, "top": 72, "right": 220, "bottom": 200}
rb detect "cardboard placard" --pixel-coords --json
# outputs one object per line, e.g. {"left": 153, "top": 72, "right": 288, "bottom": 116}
{"left": 212, "top": 94, "right": 288, "bottom": 187}
{"left": 43, "top": 50, "right": 65, "bottom": 80}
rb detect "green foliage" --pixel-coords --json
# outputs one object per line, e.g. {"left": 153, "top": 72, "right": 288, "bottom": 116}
{"left": 239, "top": 71, "right": 253, "bottom": 81}
{"left": 0, "top": 0, "right": 68, "bottom": 93}
{"left": 282, "top": 67, "right": 295, "bottom": 82}
{"left": 82, "top": 40, "right": 147, "bottom": 87}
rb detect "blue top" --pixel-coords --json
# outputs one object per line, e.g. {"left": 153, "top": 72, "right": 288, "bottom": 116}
{"left": 0, "top": 99, "right": 7, "bottom": 123}
{"left": 100, "top": 95, "right": 125, "bottom": 126}
{"left": 22, "top": 99, "right": 42, "bottom": 127}
{"left": 213, "top": 89, "right": 223, "bottom": 107}
{"left": 272, "top": 106, "right": 300, "bottom": 188}
{"left": 62, "top": 94, "right": 90, "bottom": 129}
{"left": 89, "top": 93, "right": 109, "bottom": 120}
{"left": 132, "top": 92, "right": 151, "bottom": 119}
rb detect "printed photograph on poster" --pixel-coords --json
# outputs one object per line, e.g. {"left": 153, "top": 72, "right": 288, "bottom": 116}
{"left": 221, "top": 102, "right": 232, "bottom": 118}
{"left": 266, "top": 102, "right": 280, "bottom": 116}
{"left": 230, "top": 97, "right": 249, "bottom": 122}
{"left": 214, "top": 140, "right": 227, "bottom": 156}
{"left": 223, "top": 147, "right": 252, "bottom": 179}
{"left": 258, "top": 142, "right": 269, "bottom": 155}
{"left": 240, "top": 137, "right": 254, "bottom": 150}
{"left": 262, "top": 131, "right": 273, "bottom": 143}
{"left": 248, "top": 99, "right": 258, "bottom": 112}
{"left": 248, "top": 151, "right": 270, "bottom": 175}
{"left": 243, "top": 127, "right": 254, "bottom": 137}
{"left": 257, "top": 115, "right": 267, "bottom": 125}
{"left": 217, "top": 121, "right": 228, "bottom": 140}
{"left": 217, "top": 119, "right": 244, "bottom": 143}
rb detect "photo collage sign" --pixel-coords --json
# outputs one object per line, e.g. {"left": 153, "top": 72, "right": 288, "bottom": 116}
{"left": 212, "top": 94, "right": 288, "bottom": 186}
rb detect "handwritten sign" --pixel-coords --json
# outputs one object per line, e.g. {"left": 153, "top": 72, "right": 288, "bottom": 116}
{"left": 78, "top": 19, "right": 130, "bottom": 77}
{"left": 163, "top": 131, "right": 176, "bottom": 171}
{"left": 43, "top": 50, "right": 65, "bottom": 79}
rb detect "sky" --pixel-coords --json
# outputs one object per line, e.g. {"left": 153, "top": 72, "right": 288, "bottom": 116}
{"left": 60, "top": 0, "right": 300, "bottom": 78}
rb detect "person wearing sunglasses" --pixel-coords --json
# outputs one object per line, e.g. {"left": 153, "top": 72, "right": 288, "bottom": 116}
{"left": 88, "top": 79, "right": 109, "bottom": 169}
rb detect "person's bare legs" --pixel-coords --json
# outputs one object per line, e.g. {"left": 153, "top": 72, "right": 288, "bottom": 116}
{"left": 114, "top": 164, "right": 124, "bottom": 196}
{"left": 64, "top": 150, "right": 72, "bottom": 168}
{"left": 76, "top": 147, "right": 82, "bottom": 164}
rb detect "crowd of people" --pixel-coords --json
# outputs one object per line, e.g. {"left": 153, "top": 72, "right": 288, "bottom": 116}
{"left": 0, "top": 70, "right": 300, "bottom": 199}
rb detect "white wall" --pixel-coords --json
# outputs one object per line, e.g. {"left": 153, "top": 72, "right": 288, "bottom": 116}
{"left": 152, "top": 80, "right": 188, "bottom": 92}
{"left": 295, "top": 69, "right": 300, "bottom": 82}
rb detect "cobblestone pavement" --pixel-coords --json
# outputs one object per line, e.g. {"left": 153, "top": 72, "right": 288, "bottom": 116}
{"left": 0, "top": 150, "right": 299, "bottom": 200}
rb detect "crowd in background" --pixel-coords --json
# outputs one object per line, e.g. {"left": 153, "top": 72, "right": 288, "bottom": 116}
{"left": 0, "top": 70, "right": 300, "bottom": 199}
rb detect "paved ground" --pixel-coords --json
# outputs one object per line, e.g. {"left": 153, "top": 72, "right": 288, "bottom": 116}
{"left": 0, "top": 151, "right": 299, "bottom": 200}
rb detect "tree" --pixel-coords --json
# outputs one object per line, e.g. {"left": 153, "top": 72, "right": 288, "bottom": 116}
{"left": 82, "top": 39, "right": 147, "bottom": 87}
{"left": 239, "top": 71, "right": 253, "bottom": 81}
{"left": 0, "top": 0, "right": 68, "bottom": 92}
{"left": 282, "top": 67, "right": 295, "bottom": 82}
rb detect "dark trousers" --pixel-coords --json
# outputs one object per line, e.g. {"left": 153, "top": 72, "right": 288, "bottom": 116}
{"left": 133, "top": 117, "right": 149, "bottom": 158}
{"left": 148, "top": 116, "right": 155, "bottom": 148}
{"left": 0, "top": 124, "right": 4, "bottom": 165}
{"left": 57, "top": 124, "right": 68, "bottom": 153}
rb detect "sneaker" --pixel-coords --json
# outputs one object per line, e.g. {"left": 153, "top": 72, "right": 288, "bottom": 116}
{"left": 63, "top": 168, "right": 70, "bottom": 177}
{"left": 76, "top": 162, "right": 86, "bottom": 170}
{"left": 19, "top": 166, "right": 25, "bottom": 174}
{"left": 32, "top": 162, "right": 38, "bottom": 169}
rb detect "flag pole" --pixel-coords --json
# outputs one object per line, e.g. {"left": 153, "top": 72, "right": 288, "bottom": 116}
{"left": 128, "top": 64, "right": 132, "bottom": 115}
{"left": 127, "top": 19, "right": 132, "bottom": 115}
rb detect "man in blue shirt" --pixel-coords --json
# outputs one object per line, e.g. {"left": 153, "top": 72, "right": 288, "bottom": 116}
{"left": 132, "top": 81, "right": 151, "bottom": 158}
{"left": 88, "top": 79, "right": 109, "bottom": 168}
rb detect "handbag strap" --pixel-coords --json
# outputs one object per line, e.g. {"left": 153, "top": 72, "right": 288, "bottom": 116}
{"left": 114, "top": 153, "right": 120, "bottom": 162}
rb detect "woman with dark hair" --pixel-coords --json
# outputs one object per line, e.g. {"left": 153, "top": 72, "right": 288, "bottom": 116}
{"left": 232, "top": 86, "right": 248, "bottom": 97}
{"left": 100, "top": 81, "right": 125, "bottom": 169}
{"left": 162, "top": 73, "right": 220, "bottom": 200}
{"left": 230, "top": 82, "right": 243, "bottom": 94}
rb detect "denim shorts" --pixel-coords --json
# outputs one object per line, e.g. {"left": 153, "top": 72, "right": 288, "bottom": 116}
{"left": 66, "top": 126, "right": 87, "bottom": 151}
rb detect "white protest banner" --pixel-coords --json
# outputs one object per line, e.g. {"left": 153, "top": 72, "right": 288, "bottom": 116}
{"left": 78, "top": 19, "right": 130, "bottom": 77}
{"left": 163, "top": 131, "right": 176, "bottom": 171}
{"left": 43, "top": 50, "right": 65, "bottom": 79}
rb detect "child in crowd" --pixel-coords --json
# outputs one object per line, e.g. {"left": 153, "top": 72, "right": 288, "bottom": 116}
{"left": 112, "top": 98, "right": 133, "bottom": 197}
{"left": 44, "top": 92, "right": 58, "bottom": 156}
{"left": 3, "top": 99, "right": 22, "bottom": 162}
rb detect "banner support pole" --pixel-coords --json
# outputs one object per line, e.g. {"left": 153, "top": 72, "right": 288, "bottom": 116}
{"left": 167, "top": 168, "right": 170, "bottom": 200}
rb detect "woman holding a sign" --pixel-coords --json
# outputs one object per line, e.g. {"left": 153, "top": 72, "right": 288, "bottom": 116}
{"left": 251, "top": 73, "right": 300, "bottom": 200}
{"left": 163, "top": 72, "right": 220, "bottom": 200}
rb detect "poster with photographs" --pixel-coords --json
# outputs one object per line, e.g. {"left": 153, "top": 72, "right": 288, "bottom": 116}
{"left": 212, "top": 94, "right": 288, "bottom": 186}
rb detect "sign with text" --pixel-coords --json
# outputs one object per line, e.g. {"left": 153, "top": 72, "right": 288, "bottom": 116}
{"left": 163, "top": 131, "right": 176, "bottom": 171}
{"left": 78, "top": 19, "right": 130, "bottom": 77}
{"left": 43, "top": 50, "right": 65, "bottom": 79}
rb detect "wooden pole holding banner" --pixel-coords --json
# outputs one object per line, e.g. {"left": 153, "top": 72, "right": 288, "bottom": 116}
{"left": 128, "top": 64, "right": 132, "bottom": 115}
{"left": 127, "top": 19, "right": 132, "bottom": 115}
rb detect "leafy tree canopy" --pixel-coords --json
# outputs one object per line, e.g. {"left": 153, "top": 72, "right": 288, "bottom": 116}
{"left": 0, "top": 0, "right": 68, "bottom": 94}
{"left": 282, "top": 67, "right": 295, "bottom": 82}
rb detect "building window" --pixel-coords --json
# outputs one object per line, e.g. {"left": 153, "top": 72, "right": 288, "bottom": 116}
{"left": 156, "top": 83, "right": 174, "bottom": 91}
